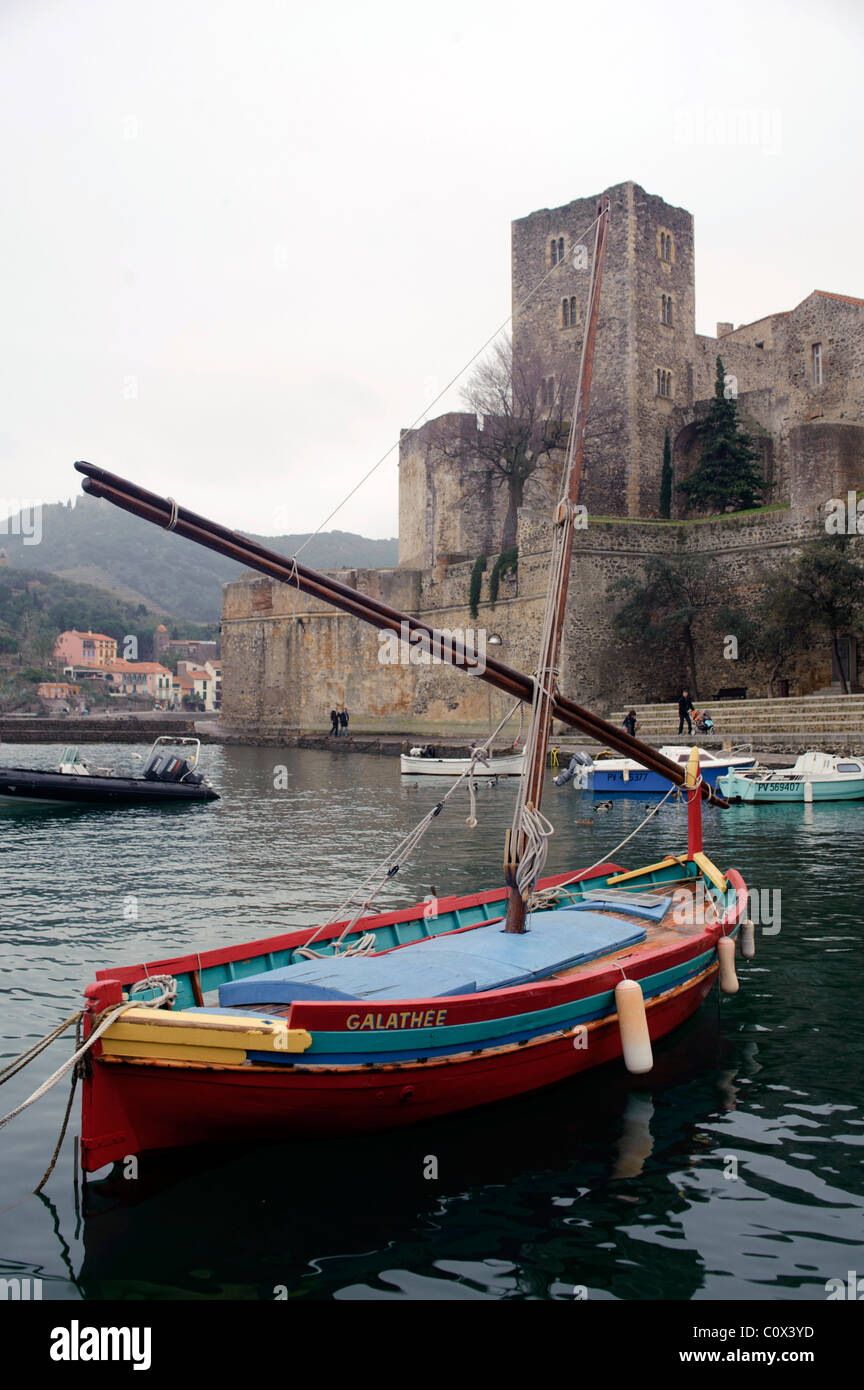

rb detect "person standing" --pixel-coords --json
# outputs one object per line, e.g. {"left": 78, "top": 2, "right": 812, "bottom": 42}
{"left": 329, "top": 708, "right": 339, "bottom": 737}
{"left": 622, "top": 708, "right": 638, "bottom": 738}
{"left": 340, "top": 707, "right": 349, "bottom": 736}
{"left": 677, "top": 689, "right": 694, "bottom": 735}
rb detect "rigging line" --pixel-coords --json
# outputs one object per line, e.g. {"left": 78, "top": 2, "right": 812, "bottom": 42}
{"left": 290, "top": 209, "right": 605, "bottom": 560}
{"left": 297, "top": 699, "right": 524, "bottom": 956}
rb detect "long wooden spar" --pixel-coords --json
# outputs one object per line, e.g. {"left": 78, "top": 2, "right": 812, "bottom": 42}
{"left": 504, "top": 196, "right": 609, "bottom": 931}
{"left": 73, "top": 461, "right": 726, "bottom": 807}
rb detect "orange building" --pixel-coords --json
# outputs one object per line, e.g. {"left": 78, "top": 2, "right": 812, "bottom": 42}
{"left": 54, "top": 629, "right": 118, "bottom": 667}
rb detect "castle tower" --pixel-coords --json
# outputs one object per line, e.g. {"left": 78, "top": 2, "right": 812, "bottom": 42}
{"left": 511, "top": 181, "right": 695, "bottom": 517}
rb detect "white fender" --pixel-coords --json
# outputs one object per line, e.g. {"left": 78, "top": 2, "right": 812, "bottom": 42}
{"left": 615, "top": 978, "right": 653, "bottom": 1074}
{"left": 718, "top": 935, "right": 739, "bottom": 993}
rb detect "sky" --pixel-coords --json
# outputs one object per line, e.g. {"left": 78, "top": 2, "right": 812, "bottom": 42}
{"left": 1, "top": 0, "right": 861, "bottom": 539}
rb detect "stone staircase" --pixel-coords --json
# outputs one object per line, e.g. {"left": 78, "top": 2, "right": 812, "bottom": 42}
{"left": 606, "top": 694, "right": 864, "bottom": 753}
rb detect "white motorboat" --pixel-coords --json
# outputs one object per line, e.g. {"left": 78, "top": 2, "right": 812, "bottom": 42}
{"left": 718, "top": 751, "right": 864, "bottom": 803}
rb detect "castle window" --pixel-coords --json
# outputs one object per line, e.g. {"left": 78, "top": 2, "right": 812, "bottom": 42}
{"left": 661, "top": 293, "right": 673, "bottom": 325}
{"left": 812, "top": 342, "right": 823, "bottom": 386}
{"left": 659, "top": 231, "right": 674, "bottom": 263}
{"left": 558, "top": 236, "right": 564, "bottom": 264}
{"left": 656, "top": 368, "right": 672, "bottom": 399}
{"left": 540, "top": 376, "right": 555, "bottom": 408}
{"left": 562, "top": 296, "right": 579, "bottom": 329}
{"left": 550, "top": 236, "right": 565, "bottom": 267}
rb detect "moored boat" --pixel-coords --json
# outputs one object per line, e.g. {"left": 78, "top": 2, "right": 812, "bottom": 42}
{"left": 56, "top": 197, "right": 749, "bottom": 1173}
{"left": 0, "top": 736, "right": 219, "bottom": 807}
{"left": 575, "top": 744, "right": 757, "bottom": 795}
{"left": 401, "top": 747, "right": 524, "bottom": 776}
{"left": 80, "top": 801, "right": 746, "bottom": 1169}
{"left": 717, "top": 750, "right": 864, "bottom": 803}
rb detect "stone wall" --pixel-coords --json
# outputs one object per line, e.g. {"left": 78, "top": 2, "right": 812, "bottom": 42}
{"left": 222, "top": 506, "right": 862, "bottom": 731}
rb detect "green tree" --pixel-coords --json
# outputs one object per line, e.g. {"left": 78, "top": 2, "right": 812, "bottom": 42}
{"left": 678, "top": 356, "right": 764, "bottom": 513}
{"left": 717, "top": 540, "right": 864, "bottom": 694}
{"left": 609, "top": 554, "right": 715, "bottom": 698}
{"left": 659, "top": 429, "right": 673, "bottom": 518}
{"left": 780, "top": 537, "right": 864, "bottom": 693}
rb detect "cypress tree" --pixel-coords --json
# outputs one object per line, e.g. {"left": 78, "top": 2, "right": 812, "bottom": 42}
{"left": 678, "top": 356, "right": 764, "bottom": 513}
{"left": 659, "top": 429, "right": 673, "bottom": 518}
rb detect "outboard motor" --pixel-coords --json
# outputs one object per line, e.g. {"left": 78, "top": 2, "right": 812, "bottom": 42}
{"left": 159, "top": 756, "right": 185, "bottom": 782}
{"left": 554, "top": 751, "right": 593, "bottom": 787}
{"left": 143, "top": 755, "right": 164, "bottom": 780}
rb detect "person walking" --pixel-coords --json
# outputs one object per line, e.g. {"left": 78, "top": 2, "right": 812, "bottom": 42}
{"left": 339, "top": 708, "right": 349, "bottom": 736}
{"left": 622, "top": 708, "right": 638, "bottom": 738}
{"left": 329, "top": 708, "right": 339, "bottom": 737}
{"left": 677, "top": 689, "right": 694, "bottom": 735}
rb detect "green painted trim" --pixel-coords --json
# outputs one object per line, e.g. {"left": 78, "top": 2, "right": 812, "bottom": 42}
{"left": 305, "top": 943, "right": 726, "bottom": 1054}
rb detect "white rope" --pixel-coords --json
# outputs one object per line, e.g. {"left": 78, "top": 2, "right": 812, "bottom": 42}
{"left": 515, "top": 804, "right": 556, "bottom": 899}
{"left": 295, "top": 701, "right": 523, "bottom": 959}
{"left": 164, "top": 497, "right": 179, "bottom": 531}
{"left": 0, "top": 976, "right": 176, "bottom": 1131}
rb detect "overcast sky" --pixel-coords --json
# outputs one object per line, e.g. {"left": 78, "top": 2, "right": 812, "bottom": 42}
{"left": 1, "top": 0, "right": 861, "bottom": 539}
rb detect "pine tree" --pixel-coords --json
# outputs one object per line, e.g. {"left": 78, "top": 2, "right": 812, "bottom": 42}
{"left": 659, "top": 429, "right": 673, "bottom": 518}
{"left": 678, "top": 356, "right": 764, "bottom": 513}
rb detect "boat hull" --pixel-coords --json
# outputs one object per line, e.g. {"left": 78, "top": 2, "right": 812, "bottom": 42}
{"left": 589, "top": 759, "right": 754, "bottom": 795}
{"left": 400, "top": 753, "right": 524, "bottom": 776}
{"left": 79, "top": 859, "right": 745, "bottom": 1171}
{"left": 82, "top": 966, "right": 716, "bottom": 1162}
{"left": 717, "top": 772, "right": 864, "bottom": 802}
{"left": 0, "top": 767, "right": 219, "bottom": 806}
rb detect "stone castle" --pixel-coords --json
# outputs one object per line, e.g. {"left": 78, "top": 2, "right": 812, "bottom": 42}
{"left": 221, "top": 181, "right": 863, "bottom": 732}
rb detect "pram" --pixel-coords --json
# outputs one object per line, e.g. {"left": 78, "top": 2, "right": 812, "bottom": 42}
{"left": 692, "top": 709, "right": 715, "bottom": 733}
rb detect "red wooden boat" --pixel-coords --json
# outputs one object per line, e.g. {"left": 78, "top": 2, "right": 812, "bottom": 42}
{"left": 80, "top": 830, "right": 747, "bottom": 1171}
{"left": 73, "top": 198, "right": 750, "bottom": 1171}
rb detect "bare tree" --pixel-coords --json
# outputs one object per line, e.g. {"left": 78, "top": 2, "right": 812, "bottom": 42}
{"left": 430, "top": 336, "right": 573, "bottom": 552}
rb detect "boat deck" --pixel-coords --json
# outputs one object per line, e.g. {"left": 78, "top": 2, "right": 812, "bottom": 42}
{"left": 216, "top": 879, "right": 715, "bottom": 1017}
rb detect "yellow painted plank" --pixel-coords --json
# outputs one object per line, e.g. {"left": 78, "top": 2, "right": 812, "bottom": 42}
{"left": 108, "top": 1009, "right": 311, "bottom": 1054}
{"left": 607, "top": 856, "right": 683, "bottom": 884}
{"left": 692, "top": 851, "right": 728, "bottom": 894}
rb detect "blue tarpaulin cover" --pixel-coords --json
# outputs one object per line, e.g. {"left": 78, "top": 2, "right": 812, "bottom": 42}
{"left": 218, "top": 907, "right": 649, "bottom": 1007}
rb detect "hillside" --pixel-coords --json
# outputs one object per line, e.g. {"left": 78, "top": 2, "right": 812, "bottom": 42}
{"left": 0, "top": 567, "right": 215, "bottom": 665}
{"left": 2, "top": 497, "right": 398, "bottom": 622}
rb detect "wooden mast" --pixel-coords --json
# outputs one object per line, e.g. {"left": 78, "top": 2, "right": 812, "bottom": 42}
{"left": 72, "top": 464, "right": 727, "bottom": 804}
{"left": 503, "top": 195, "right": 609, "bottom": 933}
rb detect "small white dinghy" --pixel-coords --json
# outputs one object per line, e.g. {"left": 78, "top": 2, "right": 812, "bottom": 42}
{"left": 400, "top": 745, "right": 525, "bottom": 777}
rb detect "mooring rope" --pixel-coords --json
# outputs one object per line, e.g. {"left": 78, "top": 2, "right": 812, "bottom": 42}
{"left": 0, "top": 975, "right": 176, "bottom": 1132}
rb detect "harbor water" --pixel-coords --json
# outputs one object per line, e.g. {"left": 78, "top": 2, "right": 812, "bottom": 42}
{"left": 1, "top": 741, "right": 862, "bottom": 1301}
